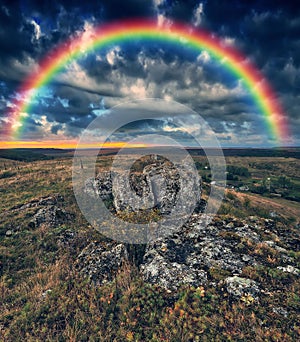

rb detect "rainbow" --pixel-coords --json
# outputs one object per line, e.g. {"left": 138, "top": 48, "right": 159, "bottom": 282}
{"left": 7, "top": 19, "right": 289, "bottom": 142}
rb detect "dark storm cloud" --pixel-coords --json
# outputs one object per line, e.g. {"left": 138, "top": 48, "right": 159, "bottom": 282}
{"left": 118, "top": 119, "right": 166, "bottom": 132}
{"left": 51, "top": 124, "right": 62, "bottom": 135}
{"left": 0, "top": 0, "right": 299, "bottom": 145}
{"left": 19, "top": 116, "right": 43, "bottom": 138}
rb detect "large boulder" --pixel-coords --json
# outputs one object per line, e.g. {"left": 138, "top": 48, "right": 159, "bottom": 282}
{"left": 84, "top": 171, "right": 113, "bottom": 202}
{"left": 140, "top": 215, "right": 258, "bottom": 291}
{"left": 85, "top": 157, "right": 202, "bottom": 216}
{"left": 140, "top": 248, "right": 207, "bottom": 291}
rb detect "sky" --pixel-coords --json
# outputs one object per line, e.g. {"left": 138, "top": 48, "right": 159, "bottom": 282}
{"left": 0, "top": 0, "right": 299, "bottom": 148}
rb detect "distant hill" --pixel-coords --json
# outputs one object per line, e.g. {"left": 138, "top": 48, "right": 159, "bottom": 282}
{"left": 187, "top": 147, "right": 300, "bottom": 159}
{"left": 0, "top": 148, "right": 69, "bottom": 161}
{"left": 1, "top": 147, "right": 299, "bottom": 161}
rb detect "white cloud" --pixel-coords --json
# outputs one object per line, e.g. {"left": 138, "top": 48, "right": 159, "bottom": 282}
{"left": 12, "top": 56, "right": 39, "bottom": 76}
{"left": 30, "top": 19, "right": 41, "bottom": 40}
{"left": 56, "top": 61, "right": 115, "bottom": 95}
{"left": 157, "top": 14, "right": 172, "bottom": 27}
{"left": 223, "top": 37, "right": 235, "bottom": 46}
{"left": 120, "top": 79, "right": 151, "bottom": 98}
{"left": 1, "top": 5, "right": 9, "bottom": 16}
{"left": 106, "top": 46, "right": 121, "bottom": 66}
{"left": 197, "top": 51, "right": 210, "bottom": 63}
{"left": 193, "top": 3, "right": 204, "bottom": 26}
{"left": 152, "top": 0, "right": 172, "bottom": 27}
{"left": 153, "top": 0, "right": 165, "bottom": 6}
{"left": 74, "top": 21, "right": 96, "bottom": 53}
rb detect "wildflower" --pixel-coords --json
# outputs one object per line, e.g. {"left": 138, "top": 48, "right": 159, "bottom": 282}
{"left": 240, "top": 293, "right": 255, "bottom": 306}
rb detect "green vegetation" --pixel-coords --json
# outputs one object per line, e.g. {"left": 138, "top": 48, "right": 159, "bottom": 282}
{"left": 0, "top": 149, "right": 55, "bottom": 162}
{"left": 227, "top": 165, "right": 251, "bottom": 178}
{"left": 0, "top": 153, "right": 299, "bottom": 341}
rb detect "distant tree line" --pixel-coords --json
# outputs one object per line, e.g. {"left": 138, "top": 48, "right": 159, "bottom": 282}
{"left": 226, "top": 165, "right": 251, "bottom": 180}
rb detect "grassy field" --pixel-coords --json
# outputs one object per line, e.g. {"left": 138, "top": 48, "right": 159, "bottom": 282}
{"left": 0, "top": 154, "right": 299, "bottom": 341}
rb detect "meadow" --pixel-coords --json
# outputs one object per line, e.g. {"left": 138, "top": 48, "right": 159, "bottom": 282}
{"left": 0, "top": 150, "right": 299, "bottom": 341}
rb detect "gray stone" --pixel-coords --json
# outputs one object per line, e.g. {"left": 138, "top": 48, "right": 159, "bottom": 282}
{"left": 41, "top": 289, "right": 52, "bottom": 298}
{"left": 242, "top": 255, "right": 251, "bottom": 262}
{"left": 277, "top": 265, "right": 299, "bottom": 275}
{"left": 225, "top": 276, "right": 260, "bottom": 298}
{"left": 140, "top": 248, "right": 207, "bottom": 291}
{"left": 140, "top": 215, "right": 256, "bottom": 291}
{"left": 29, "top": 205, "right": 72, "bottom": 228}
{"left": 13, "top": 194, "right": 64, "bottom": 211}
{"left": 5, "top": 230, "right": 13, "bottom": 237}
{"left": 85, "top": 158, "right": 202, "bottom": 217}
{"left": 272, "top": 307, "right": 288, "bottom": 317}
{"left": 76, "top": 242, "right": 128, "bottom": 285}
{"left": 84, "top": 171, "right": 113, "bottom": 201}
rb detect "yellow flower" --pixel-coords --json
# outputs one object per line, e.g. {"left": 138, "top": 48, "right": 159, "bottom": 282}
{"left": 126, "top": 331, "right": 134, "bottom": 341}
{"left": 240, "top": 293, "right": 255, "bottom": 306}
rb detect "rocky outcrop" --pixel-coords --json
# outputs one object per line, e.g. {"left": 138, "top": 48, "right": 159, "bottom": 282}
{"left": 84, "top": 172, "right": 113, "bottom": 202}
{"left": 140, "top": 249, "right": 208, "bottom": 291}
{"left": 76, "top": 212, "right": 299, "bottom": 298}
{"left": 113, "top": 160, "right": 182, "bottom": 214}
{"left": 29, "top": 205, "right": 72, "bottom": 228}
{"left": 139, "top": 214, "right": 255, "bottom": 291}
{"left": 76, "top": 242, "right": 128, "bottom": 285}
{"left": 277, "top": 265, "right": 299, "bottom": 275}
{"left": 12, "top": 194, "right": 72, "bottom": 229}
{"left": 79, "top": 163, "right": 299, "bottom": 296}
{"left": 84, "top": 157, "right": 202, "bottom": 216}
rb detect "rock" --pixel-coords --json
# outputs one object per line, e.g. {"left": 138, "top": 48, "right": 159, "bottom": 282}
{"left": 140, "top": 215, "right": 258, "bottom": 291}
{"left": 76, "top": 242, "right": 128, "bottom": 285}
{"left": 264, "top": 240, "right": 275, "bottom": 247}
{"left": 270, "top": 211, "right": 278, "bottom": 218}
{"left": 226, "top": 222, "right": 235, "bottom": 229}
{"left": 235, "top": 225, "right": 260, "bottom": 243}
{"left": 5, "top": 230, "right": 13, "bottom": 237}
{"left": 85, "top": 158, "right": 202, "bottom": 216}
{"left": 264, "top": 219, "right": 276, "bottom": 230}
{"left": 140, "top": 248, "right": 207, "bottom": 291}
{"left": 29, "top": 205, "right": 72, "bottom": 228}
{"left": 277, "top": 265, "right": 299, "bottom": 275}
{"left": 12, "top": 194, "right": 64, "bottom": 211}
{"left": 84, "top": 171, "right": 113, "bottom": 201}
{"left": 249, "top": 216, "right": 259, "bottom": 222}
{"left": 274, "top": 245, "right": 288, "bottom": 254}
{"left": 72, "top": 210, "right": 299, "bottom": 294}
{"left": 38, "top": 195, "right": 64, "bottom": 206}
{"left": 57, "top": 229, "right": 77, "bottom": 247}
{"left": 78, "top": 163, "right": 300, "bottom": 295}
{"left": 112, "top": 159, "right": 184, "bottom": 214}
{"left": 272, "top": 307, "right": 288, "bottom": 317}
{"left": 225, "top": 276, "right": 260, "bottom": 298}
{"left": 8, "top": 194, "right": 72, "bottom": 230}
{"left": 41, "top": 289, "right": 52, "bottom": 298}
{"left": 242, "top": 255, "right": 251, "bottom": 262}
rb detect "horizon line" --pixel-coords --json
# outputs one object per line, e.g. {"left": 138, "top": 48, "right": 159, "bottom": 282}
{"left": 0, "top": 141, "right": 298, "bottom": 150}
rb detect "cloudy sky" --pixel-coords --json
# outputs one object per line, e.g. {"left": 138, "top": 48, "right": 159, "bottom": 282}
{"left": 0, "top": 0, "right": 299, "bottom": 148}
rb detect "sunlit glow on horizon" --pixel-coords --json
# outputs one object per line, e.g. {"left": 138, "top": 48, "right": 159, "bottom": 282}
{"left": 0, "top": 140, "right": 150, "bottom": 149}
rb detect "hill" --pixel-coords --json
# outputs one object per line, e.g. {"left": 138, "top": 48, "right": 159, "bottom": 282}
{"left": 0, "top": 153, "right": 299, "bottom": 341}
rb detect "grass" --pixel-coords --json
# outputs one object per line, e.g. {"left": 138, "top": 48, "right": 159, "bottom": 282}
{"left": 0, "top": 155, "right": 299, "bottom": 340}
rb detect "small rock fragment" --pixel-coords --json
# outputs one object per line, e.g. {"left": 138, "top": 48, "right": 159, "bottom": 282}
{"left": 225, "top": 276, "right": 260, "bottom": 299}
{"left": 277, "top": 265, "right": 299, "bottom": 275}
